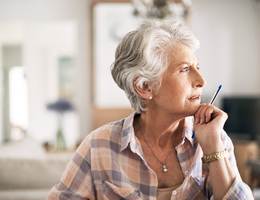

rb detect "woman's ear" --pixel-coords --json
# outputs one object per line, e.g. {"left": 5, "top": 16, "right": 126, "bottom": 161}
{"left": 133, "top": 80, "right": 153, "bottom": 100}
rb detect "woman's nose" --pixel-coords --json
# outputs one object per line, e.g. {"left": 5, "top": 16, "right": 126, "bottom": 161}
{"left": 193, "top": 70, "right": 207, "bottom": 88}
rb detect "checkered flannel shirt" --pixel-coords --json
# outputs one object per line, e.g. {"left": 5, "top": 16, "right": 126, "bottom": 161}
{"left": 47, "top": 112, "right": 253, "bottom": 200}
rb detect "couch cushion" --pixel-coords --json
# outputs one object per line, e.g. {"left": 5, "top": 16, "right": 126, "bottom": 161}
{"left": 0, "top": 136, "right": 46, "bottom": 159}
{"left": 0, "top": 189, "right": 50, "bottom": 200}
{"left": 0, "top": 154, "right": 72, "bottom": 190}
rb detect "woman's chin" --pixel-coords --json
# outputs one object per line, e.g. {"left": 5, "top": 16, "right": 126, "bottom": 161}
{"left": 188, "top": 104, "right": 201, "bottom": 115}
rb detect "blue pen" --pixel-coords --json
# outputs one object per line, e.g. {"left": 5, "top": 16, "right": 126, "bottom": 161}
{"left": 192, "top": 85, "right": 222, "bottom": 139}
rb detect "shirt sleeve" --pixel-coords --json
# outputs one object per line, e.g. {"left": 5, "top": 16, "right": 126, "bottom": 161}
{"left": 46, "top": 137, "right": 96, "bottom": 200}
{"left": 220, "top": 131, "right": 254, "bottom": 200}
{"left": 222, "top": 176, "right": 254, "bottom": 200}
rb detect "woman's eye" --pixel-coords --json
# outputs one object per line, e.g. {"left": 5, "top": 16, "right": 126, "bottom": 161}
{"left": 180, "top": 67, "right": 189, "bottom": 72}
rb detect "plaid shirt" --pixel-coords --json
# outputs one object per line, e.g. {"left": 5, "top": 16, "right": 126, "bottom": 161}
{"left": 47, "top": 112, "right": 253, "bottom": 200}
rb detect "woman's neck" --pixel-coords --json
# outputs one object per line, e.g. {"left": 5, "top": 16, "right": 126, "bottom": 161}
{"left": 134, "top": 112, "right": 184, "bottom": 149}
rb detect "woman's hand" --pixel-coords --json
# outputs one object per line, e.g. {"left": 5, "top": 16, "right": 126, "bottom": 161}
{"left": 194, "top": 103, "right": 228, "bottom": 155}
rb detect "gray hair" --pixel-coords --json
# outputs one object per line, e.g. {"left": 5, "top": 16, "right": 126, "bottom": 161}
{"left": 111, "top": 20, "right": 200, "bottom": 113}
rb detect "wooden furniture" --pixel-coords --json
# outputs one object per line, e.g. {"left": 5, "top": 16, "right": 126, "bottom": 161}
{"left": 247, "top": 159, "right": 260, "bottom": 188}
{"left": 92, "top": 106, "right": 133, "bottom": 130}
{"left": 233, "top": 140, "right": 259, "bottom": 185}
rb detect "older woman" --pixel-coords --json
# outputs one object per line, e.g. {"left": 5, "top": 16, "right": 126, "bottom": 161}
{"left": 47, "top": 20, "right": 253, "bottom": 200}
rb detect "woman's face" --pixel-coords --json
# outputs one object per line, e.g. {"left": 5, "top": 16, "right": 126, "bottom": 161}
{"left": 153, "top": 42, "right": 206, "bottom": 117}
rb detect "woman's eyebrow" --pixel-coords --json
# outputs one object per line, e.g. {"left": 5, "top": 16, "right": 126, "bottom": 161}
{"left": 177, "top": 61, "right": 200, "bottom": 66}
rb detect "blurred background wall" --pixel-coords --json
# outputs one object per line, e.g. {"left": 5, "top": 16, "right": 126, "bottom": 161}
{"left": 0, "top": 0, "right": 91, "bottom": 148}
{"left": 0, "top": 0, "right": 259, "bottom": 148}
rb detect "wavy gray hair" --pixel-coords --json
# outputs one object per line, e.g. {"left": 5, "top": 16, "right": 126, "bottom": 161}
{"left": 111, "top": 20, "right": 200, "bottom": 113}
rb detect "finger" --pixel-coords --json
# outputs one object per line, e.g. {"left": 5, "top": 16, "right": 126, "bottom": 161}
{"left": 195, "top": 104, "right": 215, "bottom": 124}
{"left": 199, "top": 104, "right": 214, "bottom": 124}
{"left": 204, "top": 106, "right": 228, "bottom": 128}
{"left": 204, "top": 105, "right": 215, "bottom": 123}
{"left": 194, "top": 103, "right": 208, "bottom": 124}
{"left": 194, "top": 104, "right": 202, "bottom": 124}
{"left": 213, "top": 108, "right": 228, "bottom": 127}
{"left": 194, "top": 104, "right": 204, "bottom": 124}
{"left": 198, "top": 105, "right": 207, "bottom": 124}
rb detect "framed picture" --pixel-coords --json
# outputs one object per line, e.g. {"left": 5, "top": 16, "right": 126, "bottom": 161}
{"left": 93, "top": 3, "right": 138, "bottom": 108}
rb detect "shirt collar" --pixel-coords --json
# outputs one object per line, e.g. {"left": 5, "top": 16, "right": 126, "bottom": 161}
{"left": 182, "top": 116, "right": 196, "bottom": 147}
{"left": 120, "top": 112, "right": 137, "bottom": 152}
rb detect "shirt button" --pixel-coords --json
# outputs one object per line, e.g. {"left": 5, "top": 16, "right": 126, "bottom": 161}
{"left": 172, "top": 190, "right": 177, "bottom": 195}
{"left": 184, "top": 170, "right": 189, "bottom": 176}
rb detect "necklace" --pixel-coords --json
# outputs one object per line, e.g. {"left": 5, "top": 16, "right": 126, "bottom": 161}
{"left": 138, "top": 120, "right": 179, "bottom": 173}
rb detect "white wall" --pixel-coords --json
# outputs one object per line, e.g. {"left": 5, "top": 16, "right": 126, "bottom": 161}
{"left": 0, "top": 0, "right": 91, "bottom": 145}
{"left": 24, "top": 21, "right": 79, "bottom": 146}
{"left": 191, "top": 0, "right": 260, "bottom": 106}
{"left": 92, "top": 0, "right": 260, "bottom": 110}
{"left": 0, "top": 0, "right": 259, "bottom": 144}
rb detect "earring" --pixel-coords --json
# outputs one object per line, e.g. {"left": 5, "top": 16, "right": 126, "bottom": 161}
{"left": 149, "top": 96, "right": 152, "bottom": 100}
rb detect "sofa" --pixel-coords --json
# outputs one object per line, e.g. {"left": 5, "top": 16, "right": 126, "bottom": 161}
{"left": 0, "top": 136, "right": 73, "bottom": 200}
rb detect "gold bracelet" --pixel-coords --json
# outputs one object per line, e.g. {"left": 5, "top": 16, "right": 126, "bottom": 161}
{"left": 202, "top": 149, "right": 228, "bottom": 163}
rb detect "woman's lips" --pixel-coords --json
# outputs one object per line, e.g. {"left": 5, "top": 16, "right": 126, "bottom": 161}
{"left": 188, "top": 95, "right": 201, "bottom": 100}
